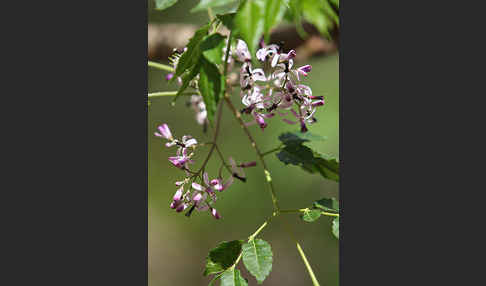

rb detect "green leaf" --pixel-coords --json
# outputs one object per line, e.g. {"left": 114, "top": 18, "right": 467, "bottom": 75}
{"left": 301, "top": 209, "right": 321, "bottom": 222}
{"left": 276, "top": 143, "right": 339, "bottom": 182}
{"left": 199, "top": 57, "right": 224, "bottom": 123}
{"left": 217, "top": 13, "right": 237, "bottom": 30}
{"left": 192, "top": 0, "right": 237, "bottom": 13}
{"left": 220, "top": 269, "right": 248, "bottom": 286}
{"left": 201, "top": 33, "right": 226, "bottom": 66}
{"left": 204, "top": 240, "right": 243, "bottom": 276}
{"left": 263, "top": 0, "right": 288, "bottom": 42}
{"left": 332, "top": 217, "right": 339, "bottom": 239}
{"left": 313, "top": 197, "right": 339, "bottom": 212}
{"left": 301, "top": 0, "right": 331, "bottom": 37}
{"left": 242, "top": 239, "right": 273, "bottom": 284}
{"left": 154, "top": 0, "right": 178, "bottom": 10}
{"left": 235, "top": 0, "right": 265, "bottom": 60}
{"left": 313, "top": 153, "right": 339, "bottom": 182}
{"left": 208, "top": 272, "right": 225, "bottom": 286}
{"left": 278, "top": 131, "right": 327, "bottom": 145}
{"left": 322, "top": 0, "right": 339, "bottom": 26}
{"left": 174, "top": 24, "right": 210, "bottom": 78}
{"left": 287, "top": 0, "right": 307, "bottom": 38}
{"left": 174, "top": 60, "right": 201, "bottom": 101}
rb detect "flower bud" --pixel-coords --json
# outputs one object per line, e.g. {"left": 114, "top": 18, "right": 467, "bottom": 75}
{"left": 239, "top": 161, "right": 257, "bottom": 168}
{"left": 175, "top": 203, "right": 187, "bottom": 212}
{"left": 165, "top": 73, "right": 174, "bottom": 81}
{"left": 173, "top": 187, "right": 183, "bottom": 201}
{"left": 211, "top": 208, "right": 221, "bottom": 219}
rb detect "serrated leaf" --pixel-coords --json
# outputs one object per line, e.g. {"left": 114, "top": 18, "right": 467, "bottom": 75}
{"left": 174, "top": 24, "right": 210, "bottom": 78}
{"left": 217, "top": 13, "right": 237, "bottom": 30}
{"left": 263, "top": 0, "right": 288, "bottom": 42}
{"left": 174, "top": 60, "right": 201, "bottom": 101}
{"left": 332, "top": 217, "right": 339, "bottom": 239}
{"left": 235, "top": 0, "right": 265, "bottom": 60}
{"left": 199, "top": 57, "right": 224, "bottom": 123}
{"left": 201, "top": 33, "right": 226, "bottom": 66}
{"left": 276, "top": 143, "right": 339, "bottom": 182}
{"left": 313, "top": 153, "right": 339, "bottom": 182}
{"left": 204, "top": 240, "right": 243, "bottom": 276}
{"left": 242, "top": 239, "right": 273, "bottom": 284}
{"left": 301, "top": 209, "right": 321, "bottom": 222}
{"left": 192, "top": 0, "right": 237, "bottom": 13}
{"left": 155, "top": 0, "right": 178, "bottom": 10}
{"left": 278, "top": 131, "right": 327, "bottom": 145}
{"left": 220, "top": 269, "right": 248, "bottom": 286}
{"left": 313, "top": 197, "right": 339, "bottom": 212}
{"left": 208, "top": 272, "right": 224, "bottom": 286}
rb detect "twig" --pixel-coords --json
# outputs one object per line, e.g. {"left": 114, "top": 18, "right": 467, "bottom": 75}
{"left": 223, "top": 96, "right": 280, "bottom": 213}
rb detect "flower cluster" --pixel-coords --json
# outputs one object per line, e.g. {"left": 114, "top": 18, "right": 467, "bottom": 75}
{"left": 155, "top": 123, "right": 256, "bottom": 219}
{"left": 233, "top": 40, "right": 325, "bottom": 132}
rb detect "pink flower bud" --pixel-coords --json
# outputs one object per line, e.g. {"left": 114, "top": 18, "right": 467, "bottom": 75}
{"left": 173, "top": 187, "right": 183, "bottom": 201}
{"left": 312, "top": 100, "right": 325, "bottom": 107}
{"left": 287, "top": 50, "right": 296, "bottom": 60}
{"left": 211, "top": 208, "right": 221, "bottom": 219}
{"left": 299, "top": 65, "right": 312, "bottom": 73}
{"left": 168, "top": 156, "right": 189, "bottom": 168}
{"left": 156, "top": 124, "right": 172, "bottom": 140}
{"left": 192, "top": 192, "right": 203, "bottom": 203}
{"left": 254, "top": 113, "right": 267, "bottom": 130}
{"left": 165, "top": 73, "right": 174, "bottom": 81}
{"left": 300, "top": 121, "right": 308, "bottom": 133}
{"left": 175, "top": 203, "right": 187, "bottom": 212}
{"left": 239, "top": 161, "right": 257, "bottom": 168}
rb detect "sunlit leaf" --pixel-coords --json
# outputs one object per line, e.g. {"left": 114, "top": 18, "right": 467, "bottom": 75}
{"left": 154, "top": 0, "right": 178, "bottom": 11}
{"left": 201, "top": 33, "right": 226, "bottom": 66}
{"left": 242, "top": 239, "right": 273, "bottom": 284}
{"left": 301, "top": 209, "right": 321, "bottom": 222}
{"left": 174, "top": 60, "right": 201, "bottom": 101}
{"left": 220, "top": 268, "right": 248, "bottom": 286}
{"left": 217, "top": 13, "right": 237, "bottom": 30}
{"left": 192, "top": 0, "right": 237, "bottom": 13}
{"left": 263, "top": 0, "right": 288, "bottom": 42}
{"left": 204, "top": 240, "right": 243, "bottom": 276}
{"left": 332, "top": 217, "right": 339, "bottom": 239}
{"left": 199, "top": 57, "right": 224, "bottom": 123}
{"left": 235, "top": 0, "right": 265, "bottom": 60}
{"left": 174, "top": 24, "right": 210, "bottom": 78}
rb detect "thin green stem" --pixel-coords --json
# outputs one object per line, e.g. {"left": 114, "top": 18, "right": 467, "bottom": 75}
{"left": 280, "top": 208, "right": 340, "bottom": 217}
{"left": 223, "top": 30, "right": 233, "bottom": 83}
{"left": 207, "top": 7, "right": 215, "bottom": 21}
{"left": 148, "top": 61, "right": 174, "bottom": 72}
{"left": 233, "top": 217, "right": 273, "bottom": 268}
{"left": 223, "top": 96, "right": 280, "bottom": 213}
{"left": 248, "top": 219, "right": 269, "bottom": 241}
{"left": 296, "top": 241, "right": 320, "bottom": 286}
{"left": 197, "top": 100, "right": 224, "bottom": 174}
{"left": 148, "top": 91, "right": 196, "bottom": 98}
{"left": 261, "top": 144, "right": 284, "bottom": 157}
